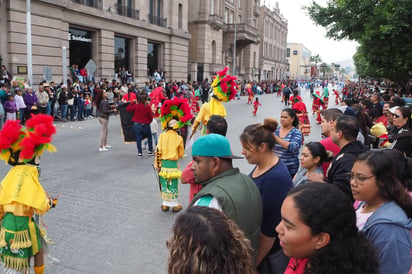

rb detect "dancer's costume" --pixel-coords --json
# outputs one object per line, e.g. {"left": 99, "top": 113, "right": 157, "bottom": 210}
{"left": 253, "top": 100, "right": 261, "bottom": 116}
{"left": 149, "top": 86, "right": 167, "bottom": 118}
{"left": 209, "top": 67, "right": 237, "bottom": 116}
{"left": 0, "top": 114, "right": 57, "bottom": 274}
{"left": 192, "top": 67, "right": 237, "bottom": 136}
{"left": 312, "top": 91, "right": 325, "bottom": 124}
{"left": 333, "top": 89, "right": 341, "bottom": 105}
{"left": 289, "top": 95, "right": 302, "bottom": 107}
{"left": 156, "top": 97, "right": 193, "bottom": 212}
{"left": 292, "top": 101, "right": 311, "bottom": 136}
{"left": 247, "top": 86, "right": 254, "bottom": 105}
{"left": 191, "top": 102, "right": 210, "bottom": 136}
{"left": 323, "top": 86, "right": 329, "bottom": 108}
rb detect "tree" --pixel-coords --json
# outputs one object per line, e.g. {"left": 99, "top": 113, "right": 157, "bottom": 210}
{"left": 319, "top": 63, "right": 331, "bottom": 79}
{"left": 310, "top": 54, "right": 322, "bottom": 78}
{"left": 305, "top": 0, "right": 412, "bottom": 83}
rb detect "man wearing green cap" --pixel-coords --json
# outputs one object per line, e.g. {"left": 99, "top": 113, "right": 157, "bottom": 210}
{"left": 190, "top": 134, "right": 263, "bottom": 260}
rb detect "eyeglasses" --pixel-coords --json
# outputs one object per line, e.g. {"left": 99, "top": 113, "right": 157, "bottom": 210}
{"left": 346, "top": 172, "right": 374, "bottom": 185}
{"left": 392, "top": 113, "right": 401, "bottom": 118}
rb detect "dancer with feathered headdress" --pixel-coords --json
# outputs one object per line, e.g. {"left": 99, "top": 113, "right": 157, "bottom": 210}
{"left": 191, "top": 67, "right": 237, "bottom": 138}
{"left": 0, "top": 114, "right": 58, "bottom": 274}
{"left": 155, "top": 97, "right": 193, "bottom": 212}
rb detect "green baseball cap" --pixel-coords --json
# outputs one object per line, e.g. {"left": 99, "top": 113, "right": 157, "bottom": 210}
{"left": 192, "top": 134, "right": 243, "bottom": 159}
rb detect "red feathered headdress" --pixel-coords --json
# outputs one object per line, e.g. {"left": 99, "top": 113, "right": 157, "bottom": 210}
{"left": 160, "top": 97, "right": 193, "bottom": 130}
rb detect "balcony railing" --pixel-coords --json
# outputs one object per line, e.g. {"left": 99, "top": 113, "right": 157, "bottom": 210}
{"left": 71, "top": 0, "right": 102, "bottom": 9}
{"left": 208, "top": 14, "right": 225, "bottom": 30}
{"left": 148, "top": 14, "right": 167, "bottom": 28}
{"left": 253, "top": 6, "right": 260, "bottom": 17}
{"left": 115, "top": 4, "right": 140, "bottom": 20}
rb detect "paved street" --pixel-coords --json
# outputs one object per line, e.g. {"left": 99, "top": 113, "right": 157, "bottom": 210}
{"left": 0, "top": 86, "right": 327, "bottom": 273}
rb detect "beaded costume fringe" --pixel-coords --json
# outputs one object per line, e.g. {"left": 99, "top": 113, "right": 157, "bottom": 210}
{"left": 10, "top": 230, "right": 32, "bottom": 250}
{"left": 0, "top": 255, "right": 30, "bottom": 272}
{"left": 159, "top": 167, "right": 181, "bottom": 179}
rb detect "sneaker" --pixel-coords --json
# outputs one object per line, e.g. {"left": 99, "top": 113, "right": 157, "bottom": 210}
{"left": 104, "top": 145, "right": 111, "bottom": 149}
{"left": 99, "top": 147, "right": 109, "bottom": 152}
{"left": 138, "top": 153, "right": 142, "bottom": 158}
{"left": 147, "top": 151, "right": 154, "bottom": 155}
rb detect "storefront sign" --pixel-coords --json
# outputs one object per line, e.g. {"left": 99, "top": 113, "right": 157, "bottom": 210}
{"left": 68, "top": 32, "right": 92, "bottom": 43}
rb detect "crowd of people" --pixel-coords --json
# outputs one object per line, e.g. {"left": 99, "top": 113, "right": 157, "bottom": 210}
{"left": 163, "top": 78, "right": 412, "bottom": 274}
{"left": 2, "top": 65, "right": 412, "bottom": 273}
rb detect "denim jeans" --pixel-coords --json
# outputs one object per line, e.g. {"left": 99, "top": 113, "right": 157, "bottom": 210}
{"left": 77, "top": 105, "right": 84, "bottom": 120}
{"left": 46, "top": 102, "right": 51, "bottom": 115}
{"left": 60, "top": 104, "right": 68, "bottom": 120}
{"left": 133, "top": 122, "right": 153, "bottom": 154}
{"left": 68, "top": 105, "right": 76, "bottom": 120}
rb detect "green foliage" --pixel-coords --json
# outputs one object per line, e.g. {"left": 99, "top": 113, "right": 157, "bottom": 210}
{"left": 305, "top": 0, "right": 412, "bottom": 83}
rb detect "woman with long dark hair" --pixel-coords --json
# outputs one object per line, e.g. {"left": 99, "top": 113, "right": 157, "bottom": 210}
{"left": 351, "top": 150, "right": 412, "bottom": 273}
{"left": 273, "top": 108, "right": 302, "bottom": 178}
{"left": 277, "top": 183, "right": 379, "bottom": 273}
{"left": 293, "top": 142, "right": 333, "bottom": 187}
{"left": 94, "top": 89, "right": 116, "bottom": 151}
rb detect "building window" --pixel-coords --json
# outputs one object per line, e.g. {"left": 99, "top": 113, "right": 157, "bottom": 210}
{"left": 224, "top": 8, "right": 229, "bottom": 23}
{"left": 178, "top": 4, "right": 183, "bottom": 29}
{"left": 147, "top": 42, "right": 160, "bottom": 76}
{"left": 115, "top": 36, "right": 130, "bottom": 71}
{"left": 69, "top": 27, "right": 93, "bottom": 68}
{"left": 71, "top": 0, "right": 102, "bottom": 9}
{"left": 229, "top": 10, "right": 234, "bottom": 23}
{"left": 149, "top": 0, "right": 166, "bottom": 27}
{"left": 212, "top": 40, "right": 216, "bottom": 64}
{"left": 293, "top": 50, "right": 298, "bottom": 55}
{"left": 287, "top": 48, "right": 290, "bottom": 58}
{"left": 210, "top": 0, "right": 214, "bottom": 14}
{"left": 116, "top": 0, "right": 139, "bottom": 19}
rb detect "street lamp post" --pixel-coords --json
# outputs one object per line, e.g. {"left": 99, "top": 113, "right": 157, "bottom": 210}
{"left": 233, "top": 22, "right": 237, "bottom": 76}
{"left": 26, "top": 0, "right": 33, "bottom": 86}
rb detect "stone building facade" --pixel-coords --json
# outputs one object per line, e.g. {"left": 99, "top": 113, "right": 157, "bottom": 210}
{"left": 0, "top": 0, "right": 190, "bottom": 85}
{"left": 188, "top": 0, "right": 288, "bottom": 82}
{"left": 258, "top": 4, "right": 288, "bottom": 81}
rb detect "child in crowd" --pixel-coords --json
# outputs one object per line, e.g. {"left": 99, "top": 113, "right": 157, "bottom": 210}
{"left": 144, "top": 119, "right": 159, "bottom": 149}
{"left": 252, "top": 97, "right": 261, "bottom": 116}
{"left": 77, "top": 92, "right": 85, "bottom": 121}
{"left": 84, "top": 93, "right": 92, "bottom": 119}
{"left": 14, "top": 88, "right": 26, "bottom": 123}
{"left": 4, "top": 93, "right": 17, "bottom": 121}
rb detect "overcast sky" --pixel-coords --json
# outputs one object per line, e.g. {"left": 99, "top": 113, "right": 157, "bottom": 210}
{"left": 263, "top": 0, "right": 359, "bottom": 64}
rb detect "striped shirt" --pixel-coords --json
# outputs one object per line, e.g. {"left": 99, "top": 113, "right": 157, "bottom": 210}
{"left": 274, "top": 126, "right": 302, "bottom": 176}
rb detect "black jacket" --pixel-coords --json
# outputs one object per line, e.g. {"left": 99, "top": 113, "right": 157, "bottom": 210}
{"left": 389, "top": 127, "right": 412, "bottom": 157}
{"left": 327, "top": 140, "right": 369, "bottom": 200}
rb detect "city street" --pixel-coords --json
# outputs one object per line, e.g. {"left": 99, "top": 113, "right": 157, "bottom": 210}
{"left": 0, "top": 86, "right": 326, "bottom": 273}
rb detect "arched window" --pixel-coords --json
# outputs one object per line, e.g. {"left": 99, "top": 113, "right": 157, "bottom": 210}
{"left": 212, "top": 40, "right": 216, "bottom": 64}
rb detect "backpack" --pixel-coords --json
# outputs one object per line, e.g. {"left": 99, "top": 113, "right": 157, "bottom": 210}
{"left": 282, "top": 87, "right": 291, "bottom": 96}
